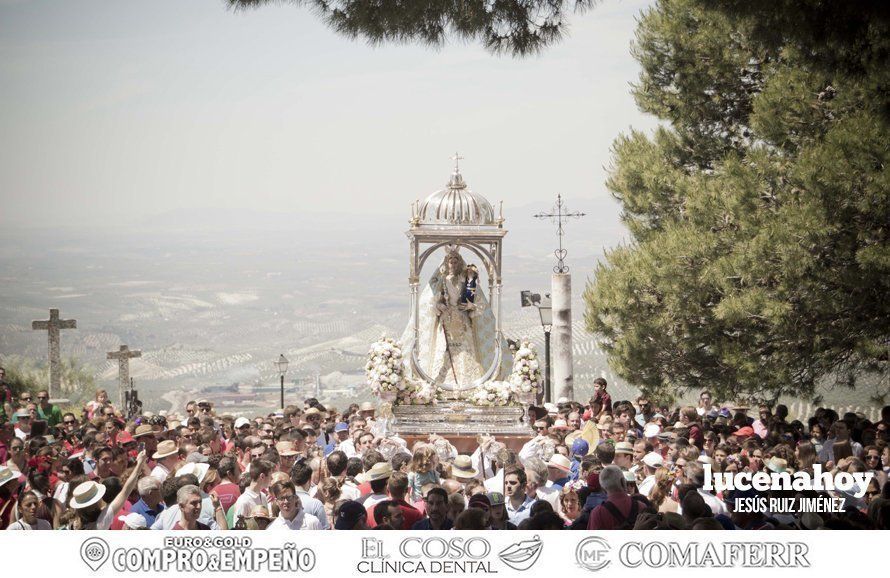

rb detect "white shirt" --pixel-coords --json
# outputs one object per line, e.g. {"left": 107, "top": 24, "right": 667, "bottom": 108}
{"left": 484, "top": 470, "right": 505, "bottom": 493}
{"left": 338, "top": 439, "right": 358, "bottom": 459}
{"left": 149, "top": 463, "right": 170, "bottom": 483}
{"left": 53, "top": 482, "right": 70, "bottom": 505}
{"left": 267, "top": 510, "right": 321, "bottom": 531}
{"left": 638, "top": 475, "right": 656, "bottom": 498}
{"left": 340, "top": 480, "right": 361, "bottom": 501}
{"left": 677, "top": 489, "right": 728, "bottom": 517}
{"left": 232, "top": 487, "right": 268, "bottom": 525}
{"left": 518, "top": 438, "right": 545, "bottom": 465}
{"left": 363, "top": 493, "right": 389, "bottom": 512}
{"left": 151, "top": 500, "right": 220, "bottom": 530}
{"left": 6, "top": 519, "right": 52, "bottom": 530}
{"left": 295, "top": 488, "right": 329, "bottom": 530}
{"left": 535, "top": 485, "right": 562, "bottom": 515}
{"left": 505, "top": 495, "right": 537, "bottom": 526}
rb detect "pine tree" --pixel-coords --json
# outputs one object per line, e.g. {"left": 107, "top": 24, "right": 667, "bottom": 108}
{"left": 583, "top": 0, "right": 889, "bottom": 403}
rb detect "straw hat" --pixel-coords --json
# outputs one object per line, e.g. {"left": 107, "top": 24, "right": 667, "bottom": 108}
{"left": 642, "top": 452, "right": 664, "bottom": 468}
{"left": 133, "top": 424, "right": 155, "bottom": 438}
{"left": 248, "top": 505, "right": 273, "bottom": 521}
{"left": 359, "top": 402, "right": 375, "bottom": 413}
{"left": 275, "top": 441, "right": 298, "bottom": 457}
{"left": 451, "top": 455, "right": 479, "bottom": 479}
{"left": 547, "top": 454, "right": 572, "bottom": 473}
{"left": 152, "top": 440, "right": 178, "bottom": 460}
{"left": 765, "top": 457, "right": 788, "bottom": 474}
{"left": 69, "top": 481, "right": 107, "bottom": 510}
{"left": 359, "top": 462, "right": 392, "bottom": 483}
{"left": 176, "top": 462, "right": 210, "bottom": 484}
{"left": 614, "top": 441, "right": 634, "bottom": 455}
{"left": 0, "top": 467, "right": 16, "bottom": 490}
{"left": 564, "top": 430, "right": 583, "bottom": 448}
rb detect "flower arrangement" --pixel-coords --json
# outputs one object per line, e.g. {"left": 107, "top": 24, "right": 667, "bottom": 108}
{"left": 399, "top": 377, "right": 438, "bottom": 405}
{"left": 507, "top": 339, "right": 542, "bottom": 399}
{"left": 469, "top": 381, "right": 515, "bottom": 407}
{"left": 365, "top": 336, "right": 407, "bottom": 400}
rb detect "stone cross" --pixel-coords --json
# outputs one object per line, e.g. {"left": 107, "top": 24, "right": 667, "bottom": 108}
{"left": 534, "top": 194, "right": 586, "bottom": 273}
{"left": 31, "top": 308, "right": 77, "bottom": 399}
{"left": 107, "top": 345, "right": 142, "bottom": 409}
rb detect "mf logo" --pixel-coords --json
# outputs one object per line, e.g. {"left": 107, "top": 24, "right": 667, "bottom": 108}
{"left": 576, "top": 537, "right": 611, "bottom": 572}
{"left": 362, "top": 538, "right": 388, "bottom": 559}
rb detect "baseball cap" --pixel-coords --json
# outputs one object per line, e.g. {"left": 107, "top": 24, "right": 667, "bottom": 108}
{"left": 570, "top": 439, "right": 589, "bottom": 458}
{"left": 334, "top": 422, "right": 349, "bottom": 433}
{"left": 467, "top": 493, "right": 491, "bottom": 511}
{"left": 486, "top": 492, "right": 505, "bottom": 506}
{"left": 234, "top": 417, "right": 251, "bottom": 429}
{"left": 335, "top": 500, "right": 367, "bottom": 530}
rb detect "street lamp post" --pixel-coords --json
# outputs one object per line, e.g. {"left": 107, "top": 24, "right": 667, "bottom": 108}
{"left": 521, "top": 291, "right": 553, "bottom": 404}
{"left": 538, "top": 301, "right": 553, "bottom": 404}
{"left": 276, "top": 354, "right": 289, "bottom": 410}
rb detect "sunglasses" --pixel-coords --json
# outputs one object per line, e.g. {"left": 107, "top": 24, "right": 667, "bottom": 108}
{"left": 63, "top": 420, "right": 76, "bottom": 425}
{"left": 20, "top": 397, "right": 31, "bottom": 401}
{"left": 865, "top": 455, "right": 880, "bottom": 461}
{"left": 37, "top": 396, "right": 48, "bottom": 400}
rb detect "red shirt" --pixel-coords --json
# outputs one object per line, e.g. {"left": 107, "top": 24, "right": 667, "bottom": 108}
{"left": 588, "top": 493, "right": 638, "bottom": 530}
{"left": 212, "top": 482, "right": 241, "bottom": 513}
{"left": 366, "top": 499, "right": 422, "bottom": 530}
{"left": 393, "top": 499, "right": 423, "bottom": 530}
{"left": 109, "top": 500, "right": 133, "bottom": 530}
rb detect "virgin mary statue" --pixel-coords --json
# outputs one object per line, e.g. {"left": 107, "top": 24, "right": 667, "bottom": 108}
{"left": 401, "top": 246, "right": 500, "bottom": 391}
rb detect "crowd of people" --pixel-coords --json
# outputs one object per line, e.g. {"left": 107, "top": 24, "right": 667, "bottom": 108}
{"left": 1, "top": 370, "right": 889, "bottom": 531}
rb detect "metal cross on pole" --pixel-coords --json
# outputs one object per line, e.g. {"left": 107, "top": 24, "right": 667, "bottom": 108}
{"left": 533, "top": 194, "right": 586, "bottom": 273}
{"left": 450, "top": 152, "right": 464, "bottom": 172}
{"left": 31, "top": 308, "right": 77, "bottom": 399}
{"left": 107, "top": 345, "right": 142, "bottom": 409}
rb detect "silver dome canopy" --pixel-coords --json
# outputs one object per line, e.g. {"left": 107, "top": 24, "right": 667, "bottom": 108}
{"left": 417, "top": 169, "right": 496, "bottom": 227}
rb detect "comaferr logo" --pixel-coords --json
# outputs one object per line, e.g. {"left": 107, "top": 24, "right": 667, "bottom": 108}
{"left": 618, "top": 542, "right": 810, "bottom": 568}
{"left": 576, "top": 537, "right": 611, "bottom": 572}
{"left": 576, "top": 539, "right": 810, "bottom": 571}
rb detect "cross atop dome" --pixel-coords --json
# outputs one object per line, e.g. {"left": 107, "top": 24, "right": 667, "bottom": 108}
{"left": 451, "top": 151, "right": 464, "bottom": 173}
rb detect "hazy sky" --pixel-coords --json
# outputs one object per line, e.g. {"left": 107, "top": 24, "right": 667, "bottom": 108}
{"left": 0, "top": 0, "right": 658, "bottom": 229}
